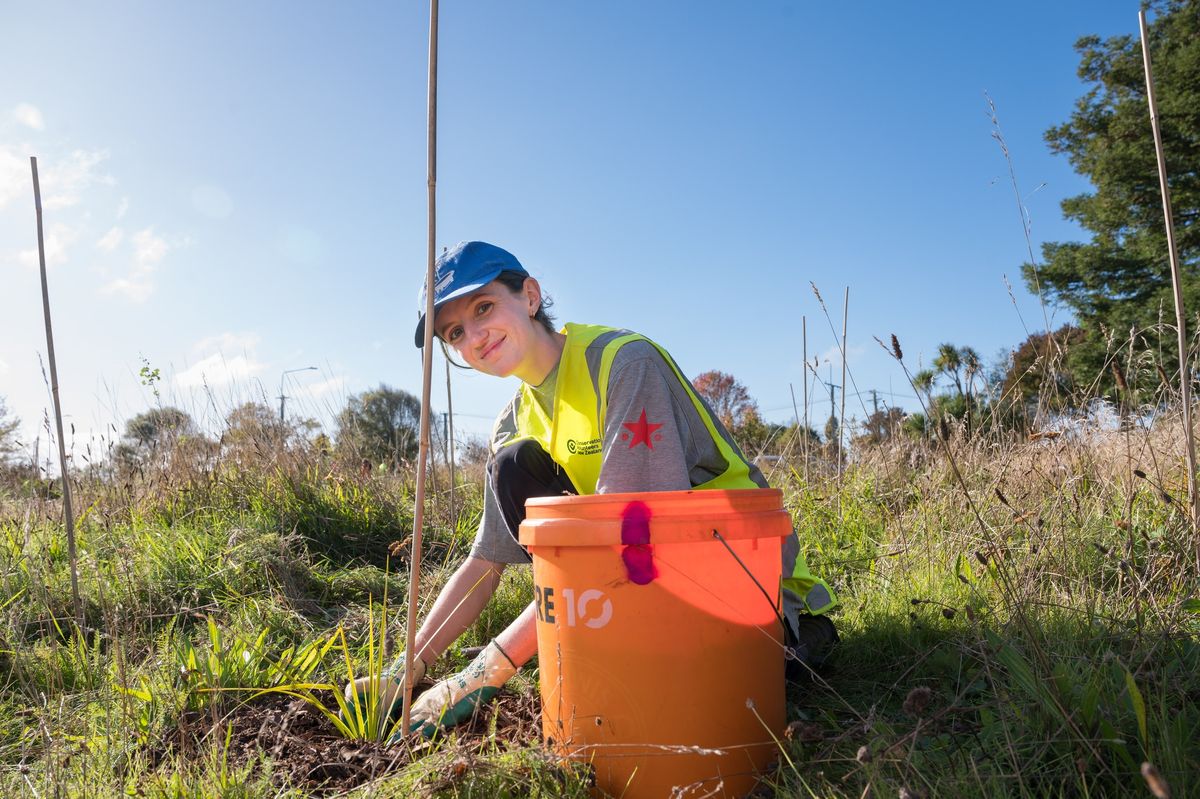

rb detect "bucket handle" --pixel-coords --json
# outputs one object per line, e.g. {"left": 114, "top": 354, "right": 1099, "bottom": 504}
{"left": 711, "top": 528, "right": 789, "bottom": 637}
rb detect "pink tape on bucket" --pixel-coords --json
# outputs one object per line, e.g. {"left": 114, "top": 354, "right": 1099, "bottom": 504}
{"left": 620, "top": 501, "right": 658, "bottom": 585}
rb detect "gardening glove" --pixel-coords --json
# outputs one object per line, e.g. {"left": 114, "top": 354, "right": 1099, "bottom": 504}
{"left": 389, "top": 640, "right": 517, "bottom": 742}
{"left": 341, "top": 653, "right": 427, "bottom": 727}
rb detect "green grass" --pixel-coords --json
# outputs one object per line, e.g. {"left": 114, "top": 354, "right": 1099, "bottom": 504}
{"left": 1, "top": 427, "right": 1198, "bottom": 797}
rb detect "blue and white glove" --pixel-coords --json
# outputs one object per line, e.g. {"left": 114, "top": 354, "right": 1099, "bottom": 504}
{"left": 389, "top": 641, "right": 518, "bottom": 741}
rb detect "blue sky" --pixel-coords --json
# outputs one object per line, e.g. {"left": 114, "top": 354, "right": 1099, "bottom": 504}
{"left": 1, "top": 1, "right": 1139, "bottom": 458}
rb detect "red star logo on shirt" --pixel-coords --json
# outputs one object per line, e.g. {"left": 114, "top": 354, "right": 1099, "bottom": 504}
{"left": 622, "top": 409, "right": 663, "bottom": 450}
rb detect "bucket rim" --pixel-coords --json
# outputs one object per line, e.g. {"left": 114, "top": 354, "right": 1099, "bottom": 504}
{"left": 524, "top": 487, "right": 783, "bottom": 509}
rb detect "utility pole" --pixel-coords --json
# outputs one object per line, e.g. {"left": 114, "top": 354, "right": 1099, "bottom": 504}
{"left": 278, "top": 366, "right": 318, "bottom": 423}
{"left": 826, "top": 365, "right": 837, "bottom": 431}
{"left": 871, "top": 389, "right": 879, "bottom": 416}
{"left": 821, "top": 364, "right": 840, "bottom": 443}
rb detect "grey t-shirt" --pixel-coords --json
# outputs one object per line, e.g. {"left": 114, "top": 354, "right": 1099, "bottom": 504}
{"left": 469, "top": 337, "right": 768, "bottom": 563}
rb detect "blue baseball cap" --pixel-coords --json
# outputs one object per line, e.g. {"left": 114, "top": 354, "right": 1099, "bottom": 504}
{"left": 414, "top": 241, "right": 528, "bottom": 346}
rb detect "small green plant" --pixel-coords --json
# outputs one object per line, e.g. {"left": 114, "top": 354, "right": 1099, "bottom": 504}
{"left": 254, "top": 594, "right": 404, "bottom": 742}
{"left": 172, "top": 616, "right": 326, "bottom": 711}
{"left": 138, "top": 355, "right": 162, "bottom": 401}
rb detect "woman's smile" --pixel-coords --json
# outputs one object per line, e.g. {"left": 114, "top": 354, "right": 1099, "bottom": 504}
{"left": 479, "top": 334, "right": 506, "bottom": 362}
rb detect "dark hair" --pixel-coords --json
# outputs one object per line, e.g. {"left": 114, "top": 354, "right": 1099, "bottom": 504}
{"left": 494, "top": 270, "right": 556, "bottom": 334}
{"left": 437, "top": 270, "right": 557, "bottom": 369}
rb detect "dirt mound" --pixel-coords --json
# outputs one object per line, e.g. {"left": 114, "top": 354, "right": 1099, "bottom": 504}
{"left": 153, "top": 687, "right": 545, "bottom": 795}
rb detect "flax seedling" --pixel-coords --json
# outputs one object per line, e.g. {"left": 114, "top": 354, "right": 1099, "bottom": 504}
{"left": 252, "top": 596, "right": 408, "bottom": 742}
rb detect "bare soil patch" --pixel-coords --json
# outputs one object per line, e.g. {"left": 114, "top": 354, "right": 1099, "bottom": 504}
{"left": 150, "top": 687, "right": 545, "bottom": 795}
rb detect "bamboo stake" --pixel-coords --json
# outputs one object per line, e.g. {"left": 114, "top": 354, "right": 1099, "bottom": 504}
{"left": 445, "top": 358, "right": 456, "bottom": 529}
{"left": 802, "top": 316, "right": 809, "bottom": 485}
{"left": 31, "top": 156, "right": 84, "bottom": 631}
{"left": 1139, "top": 9, "right": 1199, "bottom": 531}
{"left": 401, "top": 0, "right": 439, "bottom": 734}
{"left": 838, "top": 288, "right": 849, "bottom": 480}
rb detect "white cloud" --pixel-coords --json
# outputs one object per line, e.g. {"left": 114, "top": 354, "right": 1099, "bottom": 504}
{"left": 817, "top": 342, "right": 867, "bottom": 367}
{"left": 101, "top": 277, "right": 154, "bottom": 303}
{"left": 175, "top": 353, "right": 265, "bottom": 389}
{"left": 14, "top": 103, "right": 45, "bottom": 131}
{"left": 303, "top": 376, "right": 345, "bottom": 399}
{"left": 96, "top": 226, "right": 124, "bottom": 252}
{"left": 116, "top": 197, "right": 129, "bottom": 219}
{"left": 0, "top": 145, "right": 26, "bottom": 208}
{"left": 18, "top": 222, "right": 79, "bottom": 268}
{"left": 0, "top": 358, "right": 9, "bottom": 376}
{"left": 192, "top": 332, "right": 261, "bottom": 356}
{"left": 132, "top": 227, "right": 168, "bottom": 265}
{"left": 98, "top": 227, "right": 173, "bottom": 302}
{"left": 40, "top": 149, "right": 114, "bottom": 210}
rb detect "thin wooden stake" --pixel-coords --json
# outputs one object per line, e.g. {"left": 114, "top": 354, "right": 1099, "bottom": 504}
{"left": 1139, "top": 9, "right": 1199, "bottom": 531}
{"left": 31, "top": 156, "right": 84, "bottom": 631}
{"left": 802, "top": 315, "right": 810, "bottom": 485}
{"left": 445, "top": 358, "right": 456, "bottom": 529}
{"left": 838, "top": 288, "right": 849, "bottom": 494}
{"left": 401, "top": 0, "right": 439, "bottom": 735}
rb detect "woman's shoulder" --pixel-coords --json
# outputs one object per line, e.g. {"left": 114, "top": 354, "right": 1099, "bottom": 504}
{"left": 610, "top": 336, "right": 665, "bottom": 366}
{"left": 488, "top": 389, "right": 524, "bottom": 450}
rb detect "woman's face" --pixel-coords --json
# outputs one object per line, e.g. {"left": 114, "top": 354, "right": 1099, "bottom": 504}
{"left": 434, "top": 278, "right": 544, "bottom": 379}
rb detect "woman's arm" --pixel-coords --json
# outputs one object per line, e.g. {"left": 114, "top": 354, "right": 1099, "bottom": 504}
{"left": 410, "top": 555, "right": 506, "bottom": 665}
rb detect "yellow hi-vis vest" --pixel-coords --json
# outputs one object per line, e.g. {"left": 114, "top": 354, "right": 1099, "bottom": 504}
{"left": 504, "top": 322, "right": 837, "bottom": 615}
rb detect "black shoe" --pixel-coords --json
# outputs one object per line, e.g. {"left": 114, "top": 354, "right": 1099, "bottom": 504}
{"left": 785, "top": 615, "right": 838, "bottom": 681}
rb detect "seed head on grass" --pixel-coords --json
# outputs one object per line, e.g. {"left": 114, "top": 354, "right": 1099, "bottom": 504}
{"left": 1112, "top": 362, "right": 1130, "bottom": 394}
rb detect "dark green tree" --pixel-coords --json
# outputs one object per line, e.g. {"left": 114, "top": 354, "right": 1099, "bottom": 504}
{"left": 335, "top": 385, "right": 422, "bottom": 467}
{"left": 1028, "top": 0, "right": 1200, "bottom": 393}
{"left": 123, "top": 406, "right": 196, "bottom": 449}
{"left": 115, "top": 406, "right": 206, "bottom": 472}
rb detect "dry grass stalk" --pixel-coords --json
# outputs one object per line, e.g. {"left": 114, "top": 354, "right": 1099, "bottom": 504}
{"left": 1139, "top": 8, "right": 1199, "bottom": 533}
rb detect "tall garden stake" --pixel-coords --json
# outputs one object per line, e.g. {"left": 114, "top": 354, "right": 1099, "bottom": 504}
{"left": 31, "top": 156, "right": 84, "bottom": 631}
{"left": 837, "top": 288, "right": 849, "bottom": 515}
{"left": 401, "top": 0, "right": 439, "bottom": 734}
{"left": 1140, "top": 9, "right": 1199, "bottom": 531}
{"left": 445, "top": 357, "right": 456, "bottom": 528}
{"left": 802, "top": 315, "right": 809, "bottom": 484}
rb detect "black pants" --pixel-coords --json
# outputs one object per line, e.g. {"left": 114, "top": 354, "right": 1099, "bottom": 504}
{"left": 491, "top": 440, "right": 577, "bottom": 542}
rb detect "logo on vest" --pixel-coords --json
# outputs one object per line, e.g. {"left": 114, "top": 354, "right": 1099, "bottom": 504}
{"left": 566, "top": 437, "right": 601, "bottom": 455}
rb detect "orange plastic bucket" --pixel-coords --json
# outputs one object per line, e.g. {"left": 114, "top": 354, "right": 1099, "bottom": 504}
{"left": 519, "top": 488, "right": 788, "bottom": 798}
